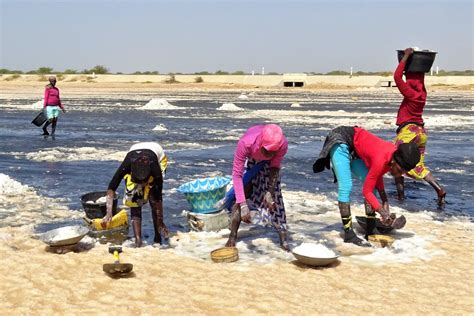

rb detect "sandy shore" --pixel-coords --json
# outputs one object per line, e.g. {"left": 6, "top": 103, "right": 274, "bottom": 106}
{"left": 0, "top": 189, "right": 472, "bottom": 315}
{"left": 0, "top": 214, "right": 472, "bottom": 314}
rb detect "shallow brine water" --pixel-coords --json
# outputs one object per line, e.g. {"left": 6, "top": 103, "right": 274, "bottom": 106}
{"left": 0, "top": 90, "right": 472, "bottom": 264}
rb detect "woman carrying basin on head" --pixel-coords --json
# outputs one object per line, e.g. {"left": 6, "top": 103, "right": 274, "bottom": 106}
{"left": 393, "top": 48, "right": 446, "bottom": 206}
{"left": 224, "top": 124, "right": 290, "bottom": 251}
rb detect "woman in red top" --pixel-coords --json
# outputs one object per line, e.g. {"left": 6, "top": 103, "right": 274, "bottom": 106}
{"left": 314, "top": 126, "right": 420, "bottom": 246}
{"left": 42, "top": 76, "right": 66, "bottom": 136}
{"left": 393, "top": 48, "right": 446, "bottom": 206}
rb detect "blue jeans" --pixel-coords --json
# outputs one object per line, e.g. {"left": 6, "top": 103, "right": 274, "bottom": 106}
{"left": 330, "top": 143, "right": 372, "bottom": 203}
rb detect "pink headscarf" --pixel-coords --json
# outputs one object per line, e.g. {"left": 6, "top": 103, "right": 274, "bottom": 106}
{"left": 261, "top": 124, "right": 284, "bottom": 151}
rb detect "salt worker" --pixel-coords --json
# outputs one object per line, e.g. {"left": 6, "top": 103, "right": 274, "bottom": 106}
{"left": 393, "top": 47, "right": 446, "bottom": 206}
{"left": 103, "top": 142, "right": 169, "bottom": 247}
{"left": 42, "top": 76, "right": 66, "bottom": 136}
{"left": 313, "top": 126, "right": 420, "bottom": 246}
{"left": 224, "top": 124, "right": 290, "bottom": 251}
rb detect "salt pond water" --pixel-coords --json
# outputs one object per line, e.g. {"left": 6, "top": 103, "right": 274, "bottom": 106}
{"left": 0, "top": 90, "right": 472, "bottom": 264}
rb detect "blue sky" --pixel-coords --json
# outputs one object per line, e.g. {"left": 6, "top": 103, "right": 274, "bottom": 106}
{"left": 1, "top": 0, "right": 472, "bottom": 73}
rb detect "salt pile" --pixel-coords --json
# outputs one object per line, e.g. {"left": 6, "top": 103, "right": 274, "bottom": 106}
{"left": 0, "top": 173, "right": 33, "bottom": 196}
{"left": 153, "top": 124, "right": 168, "bottom": 131}
{"left": 290, "top": 103, "right": 301, "bottom": 107}
{"left": 49, "top": 226, "right": 85, "bottom": 242}
{"left": 237, "top": 94, "right": 248, "bottom": 100}
{"left": 139, "top": 98, "right": 183, "bottom": 110}
{"left": 31, "top": 100, "right": 44, "bottom": 109}
{"left": 292, "top": 243, "right": 336, "bottom": 258}
{"left": 217, "top": 103, "right": 244, "bottom": 111}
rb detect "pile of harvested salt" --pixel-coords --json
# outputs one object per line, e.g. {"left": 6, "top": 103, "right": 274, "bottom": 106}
{"left": 292, "top": 243, "right": 336, "bottom": 258}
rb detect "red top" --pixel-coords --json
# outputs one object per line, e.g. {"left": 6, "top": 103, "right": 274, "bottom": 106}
{"left": 393, "top": 61, "right": 426, "bottom": 126}
{"left": 353, "top": 127, "right": 397, "bottom": 210}
{"left": 43, "top": 85, "right": 64, "bottom": 109}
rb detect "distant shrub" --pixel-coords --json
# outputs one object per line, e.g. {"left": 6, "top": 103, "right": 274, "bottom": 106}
{"left": 37, "top": 67, "right": 54, "bottom": 74}
{"left": 37, "top": 75, "right": 47, "bottom": 81}
{"left": 194, "top": 76, "right": 203, "bottom": 83}
{"left": 89, "top": 65, "right": 109, "bottom": 74}
{"left": 215, "top": 70, "right": 229, "bottom": 75}
{"left": 232, "top": 71, "right": 245, "bottom": 75}
{"left": 56, "top": 74, "right": 65, "bottom": 81}
{"left": 325, "top": 70, "right": 350, "bottom": 75}
{"left": 67, "top": 77, "right": 78, "bottom": 82}
{"left": 164, "top": 74, "right": 179, "bottom": 84}
{"left": 143, "top": 81, "right": 153, "bottom": 84}
{"left": 195, "top": 71, "right": 210, "bottom": 75}
{"left": 63, "top": 69, "right": 77, "bottom": 74}
{"left": 268, "top": 72, "right": 280, "bottom": 75}
{"left": 4, "top": 74, "right": 21, "bottom": 81}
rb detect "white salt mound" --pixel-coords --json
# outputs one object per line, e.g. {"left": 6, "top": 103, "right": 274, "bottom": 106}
{"left": 237, "top": 94, "right": 248, "bottom": 100}
{"left": 31, "top": 100, "right": 44, "bottom": 109}
{"left": 290, "top": 103, "right": 301, "bottom": 108}
{"left": 293, "top": 243, "right": 336, "bottom": 258}
{"left": 153, "top": 124, "right": 168, "bottom": 131}
{"left": 139, "top": 98, "right": 182, "bottom": 110}
{"left": 217, "top": 103, "right": 243, "bottom": 111}
{"left": 0, "top": 173, "right": 32, "bottom": 196}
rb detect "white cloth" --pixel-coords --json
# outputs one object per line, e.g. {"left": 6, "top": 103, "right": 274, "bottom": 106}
{"left": 129, "top": 142, "right": 165, "bottom": 162}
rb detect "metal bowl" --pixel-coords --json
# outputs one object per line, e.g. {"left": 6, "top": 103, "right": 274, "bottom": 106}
{"left": 292, "top": 252, "right": 339, "bottom": 267}
{"left": 39, "top": 225, "right": 89, "bottom": 247}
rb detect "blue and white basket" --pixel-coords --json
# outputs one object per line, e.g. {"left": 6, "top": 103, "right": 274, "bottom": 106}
{"left": 177, "top": 176, "right": 231, "bottom": 214}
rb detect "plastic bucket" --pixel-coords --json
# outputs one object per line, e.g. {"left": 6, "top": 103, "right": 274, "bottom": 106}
{"left": 31, "top": 111, "right": 48, "bottom": 127}
{"left": 177, "top": 176, "right": 230, "bottom": 214}
{"left": 397, "top": 50, "right": 437, "bottom": 73}
{"left": 81, "top": 191, "right": 118, "bottom": 219}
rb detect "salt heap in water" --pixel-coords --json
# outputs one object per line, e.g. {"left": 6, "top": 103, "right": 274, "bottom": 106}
{"left": 292, "top": 243, "right": 336, "bottom": 258}
{"left": 0, "top": 173, "right": 33, "bottom": 196}
{"left": 153, "top": 124, "right": 168, "bottom": 131}
{"left": 290, "top": 103, "right": 301, "bottom": 108}
{"left": 237, "top": 94, "right": 248, "bottom": 100}
{"left": 139, "top": 98, "right": 182, "bottom": 110}
{"left": 217, "top": 103, "right": 243, "bottom": 111}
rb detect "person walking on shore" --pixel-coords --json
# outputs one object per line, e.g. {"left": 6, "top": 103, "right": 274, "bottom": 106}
{"left": 313, "top": 126, "right": 420, "bottom": 246}
{"left": 393, "top": 48, "right": 446, "bottom": 206}
{"left": 224, "top": 124, "right": 290, "bottom": 251}
{"left": 42, "top": 76, "right": 66, "bottom": 136}
{"left": 103, "top": 142, "right": 169, "bottom": 247}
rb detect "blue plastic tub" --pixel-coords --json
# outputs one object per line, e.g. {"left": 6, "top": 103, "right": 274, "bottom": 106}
{"left": 177, "top": 176, "right": 231, "bottom": 213}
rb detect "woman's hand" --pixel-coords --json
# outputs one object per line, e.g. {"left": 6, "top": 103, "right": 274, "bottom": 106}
{"left": 402, "top": 48, "right": 414, "bottom": 62}
{"left": 240, "top": 202, "right": 251, "bottom": 224}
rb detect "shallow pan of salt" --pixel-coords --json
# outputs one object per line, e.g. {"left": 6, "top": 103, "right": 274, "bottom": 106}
{"left": 39, "top": 225, "right": 90, "bottom": 247}
{"left": 292, "top": 243, "right": 339, "bottom": 267}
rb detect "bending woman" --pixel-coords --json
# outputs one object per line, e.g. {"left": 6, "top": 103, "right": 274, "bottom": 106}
{"left": 313, "top": 126, "right": 420, "bottom": 246}
{"left": 225, "top": 124, "right": 289, "bottom": 251}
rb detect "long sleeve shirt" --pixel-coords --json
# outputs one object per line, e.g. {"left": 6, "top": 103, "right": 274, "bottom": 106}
{"left": 393, "top": 61, "right": 426, "bottom": 126}
{"left": 43, "top": 85, "right": 64, "bottom": 109}
{"left": 353, "top": 127, "right": 396, "bottom": 210}
{"left": 232, "top": 125, "right": 288, "bottom": 204}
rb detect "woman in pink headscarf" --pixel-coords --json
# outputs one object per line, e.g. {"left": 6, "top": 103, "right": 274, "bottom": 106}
{"left": 224, "top": 124, "right": 289, "bottom": 251}
{"left": 393, "top": 48, "right": 446, "bottom": 206}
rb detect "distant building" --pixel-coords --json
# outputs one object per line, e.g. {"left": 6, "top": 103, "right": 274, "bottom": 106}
{"left": 282, "top": 73, "right": 307, "bottom": 87}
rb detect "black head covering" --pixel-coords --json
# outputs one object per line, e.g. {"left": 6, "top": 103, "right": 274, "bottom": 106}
{"left": 131, "top": 153, "right": 151, "bottom": 183}
{"left": 393, "top": 143, "right": 421, "bottom": 171}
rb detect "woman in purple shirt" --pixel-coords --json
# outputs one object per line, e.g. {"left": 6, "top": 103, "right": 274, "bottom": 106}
{"left": 225, "top": 124, "right": 290, "bottom": 251}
